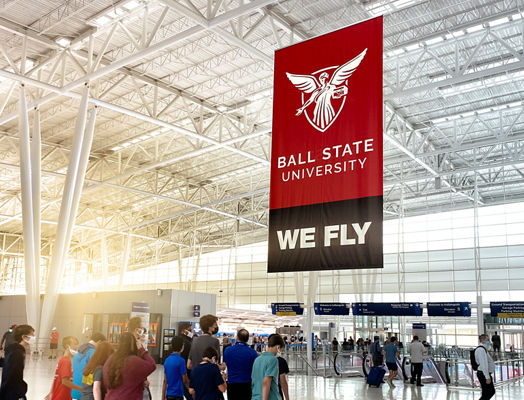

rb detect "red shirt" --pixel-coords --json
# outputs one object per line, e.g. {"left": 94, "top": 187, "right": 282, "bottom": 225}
{"left": 51, "top": 356, "right": 73, "bottom": 400}
{"left": 50, "top": 331, "right": 59, "bottom": 344}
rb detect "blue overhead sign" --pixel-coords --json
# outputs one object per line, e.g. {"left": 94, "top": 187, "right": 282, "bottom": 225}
{"left": 352, "top": 302, "right": 422, "bottom": 316}
{"left": 271, "top": 303, "right": 304, "bottom": 316}
{"left": 427, "top": 302, "right": 471, "bottom": 317}
{"left": 412, "top": 323, "right": 427, "bottom": 330}
{"left": 490, "top": 302, "right": 524, "bottom": 318}
{"left": 314, "top": 303, "right": 350, "bottom": 315}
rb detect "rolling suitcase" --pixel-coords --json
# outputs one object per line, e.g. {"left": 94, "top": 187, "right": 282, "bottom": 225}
{"left": 367, "top": 366, "right": 386, "bottom": 387}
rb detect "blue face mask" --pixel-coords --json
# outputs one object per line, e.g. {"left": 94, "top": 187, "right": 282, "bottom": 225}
{"left": 485, "top": 340, "right": 492, "bottom": 346}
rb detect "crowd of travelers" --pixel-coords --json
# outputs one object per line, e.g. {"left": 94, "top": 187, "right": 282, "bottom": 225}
{"left": 0, "top": 315, "right": 290, "bottom": 400}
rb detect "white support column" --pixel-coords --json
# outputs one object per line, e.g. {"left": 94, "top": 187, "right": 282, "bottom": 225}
{"left": 39, "top": 85, "right": 90, "bottom": 344}
{"left": 19, "top": 85, "right": 39, "bottom": 329}
{"left": 61, "top": 107, "right": 97, "bottom": 261}
{"left": 306, "top": 271, "right": 319, "bottom": 375}
{"left": 31, "top": 107, "right": 41, "bottom": 310}
{"left": 119, "top": 234, "right": 132, "bottom": 290}
{"left": 101, "top": 235, "right": 107, "bottom": 290}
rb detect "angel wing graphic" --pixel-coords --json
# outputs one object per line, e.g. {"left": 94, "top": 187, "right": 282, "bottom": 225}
{"left": 286, "top": 48, "right": 367, "bottom": 132}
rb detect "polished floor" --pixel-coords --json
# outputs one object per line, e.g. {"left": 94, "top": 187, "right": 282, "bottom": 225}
{"left": 17, "top": 357, "right": 524, "bottom": 399}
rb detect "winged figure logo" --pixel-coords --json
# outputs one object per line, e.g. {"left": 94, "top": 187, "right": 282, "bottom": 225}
{"left": 286, "top": 48, "right": 367, "bottom": 132}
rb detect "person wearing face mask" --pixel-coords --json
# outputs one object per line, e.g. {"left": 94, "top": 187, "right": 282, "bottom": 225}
{"left": 177, "top": 323, "right": 193, "bottom": 400}
{"left": 251, "top": 333, "right": 285, "bottom": 400}
{"left": 72, "top": 332, "right": 106, "bottom": 400}
{"left": 474, "top": 334, "right": 496, "bottom": 400}
{"left": 0, "top": 324, "right": 17, "bottom": 353}
{"left": 45, "top": 336, "right": 83, "bottom": 400}
{"left": 126, "top": 317, "right": 152, "bottom": 399}
{"left": 188, "top": 315, "right": 223, "bottom": 370}
{"left": 0, "top": 324, "right": 34, "bottom": 400}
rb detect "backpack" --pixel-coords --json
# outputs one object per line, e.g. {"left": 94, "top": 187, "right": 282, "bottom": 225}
{"left": 470, "top": 346, "right": 486, "bottom": 371}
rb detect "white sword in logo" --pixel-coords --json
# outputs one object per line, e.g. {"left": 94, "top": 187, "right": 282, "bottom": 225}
{"left": 286, "top": 48, "right": 367, "bottom": 131}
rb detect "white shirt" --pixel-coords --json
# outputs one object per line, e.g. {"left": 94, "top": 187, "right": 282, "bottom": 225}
{"left": 409, "top": 341, "right": 427, "bottom": 363}
{"left": 475, "top": 343, "right": 495, "bottom": 375}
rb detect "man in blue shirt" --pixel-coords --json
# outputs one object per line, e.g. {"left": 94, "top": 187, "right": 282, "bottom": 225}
{"left": 251, "top": 333, "right": 285, "bottom": 400}
{"left": 163, "top": 336, "right": 189, "bottom": 400}
{"left": 383, "top": 336, "right": 400, "bottom": 388}
{"left": 224, "top": 329, "right": 258, "bottom": 400}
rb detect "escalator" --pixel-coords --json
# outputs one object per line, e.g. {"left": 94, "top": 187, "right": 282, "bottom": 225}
{"left": 360, "top": 353, "right": 448, "bottom": 384}
{"left": 333, "top": 351, "right": 366, "bottom": 377}
{"left": 401, "top": 356, "right": 449, "bottom": 384}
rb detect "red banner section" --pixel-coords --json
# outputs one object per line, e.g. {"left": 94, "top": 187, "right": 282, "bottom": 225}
{"left": 268, "top": 17, "right": 383, "bottom": 273}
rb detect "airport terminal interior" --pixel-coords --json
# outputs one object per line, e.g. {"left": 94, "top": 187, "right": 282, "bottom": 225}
{"left": 1, "top": 0, "right": 524, "bottom": 399}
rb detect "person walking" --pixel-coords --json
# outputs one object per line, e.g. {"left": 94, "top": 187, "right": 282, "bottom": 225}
{"left": 383, "top": 337, "right": 400, "bottom": 388}
{"left": 49, "top": 327, "right": 60, "bottom": 360}
{"left": 251, "top": 333, "right": 285, "bottom": 400}
{"left": 163, "top": 337, "right": 190, "bottom": 400}
{"left": 0, "top": 324, "right": 17, "bottom": 353}
{"left": 189, "top": 347, "right": 227, "bottom": 400}
{"left": 103, "top": 332, "right": 156, "bottom": 400}
{"left": 475, "top": 334, "right": 496, "bottom": 400}
{"left": 223, "top": 329, "right": 258, "bottom": 400}
{"left": 348, "top": 336, "right": 355, "bottom": 352}
{"left": 277, "top": 355, "right": 290, "bottom": 400}
{"left": 0, "top": 324, "right": 34, "bottom": 400}
{"left": 177, "top": 323, "right": 193, "bottom": 400}
{"left": 409, "top": 335, "right": 427, "bottom": 386}
{"left": 331, "top": 337, "right": 339, "bottom": 353}
{"left": 72, "top": 332, "right": 106, "bottom": 400}
{"left": 45, "top": 336, "right": 83, "bottom": 400}
{"left": 369, "top": 336, "right": 383, "bottom": 367}
{"left": 188, "top": 314, "right": 222, "bottom": 368}
{"left": 491, "top": 332, "right": 501, "bottom": 354}
{"left": 80, "top": 341, "right": 114, "bottom": 400}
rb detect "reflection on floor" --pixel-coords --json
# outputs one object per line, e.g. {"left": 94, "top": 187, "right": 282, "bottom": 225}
{"left": 20, "top": 357, "right": 524, "bottom": 399}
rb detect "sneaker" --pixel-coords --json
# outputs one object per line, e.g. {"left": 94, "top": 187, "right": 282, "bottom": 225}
{"left": 417, "top": 384, "right": 424, "bottom": 387}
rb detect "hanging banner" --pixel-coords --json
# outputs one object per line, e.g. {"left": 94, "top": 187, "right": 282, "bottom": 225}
{"left": 352, "top": 302, "right": 422, "bottom": 316}
{"left": 314, "top": 303, "right": 351, "bottom": 315}
{"left": 268, "top": 17, "right": 383, "bottom": 273}
{"left": 271, "top": 303, "right": 304, "bottom": 316}
{"left": 427, "top": 302, "right": 471, "bottom": 317}
{"left": 490, "top": 302, "right": 524, "bottom": 318}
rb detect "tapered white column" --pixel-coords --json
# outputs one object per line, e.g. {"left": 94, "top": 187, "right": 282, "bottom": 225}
{"left": 39, "top": 85, "right": 91, "bottom": 343}
{"left": 306, "top": 271, "right": 318, "bottom": 375}
{"left": 31, "top": 107, "right": 41, "bottom": 321}
{"left": 19, "top": 85, "right": 39, "bottom": 328}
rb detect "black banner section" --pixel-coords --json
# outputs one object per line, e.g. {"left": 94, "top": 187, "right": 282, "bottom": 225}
{"left": 271, "top": 303, "right": 304, "bottom": 316}
{"left": 352, "top": 302, "right": 422, "bottom": 316}
{"left": 427, "top": 302, "right": 471, "bottom": 317}
{"left": 268, "top": 196, "right": 383, "bottom": 273}
{"left": 490, "top": 302, "right": 524, "bottom": 318}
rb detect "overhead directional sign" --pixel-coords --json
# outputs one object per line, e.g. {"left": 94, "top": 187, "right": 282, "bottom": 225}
{"left": 427, "top": 302, "right": 471, "bottom": 317}
{"left": 352, "top": 302, "right": 422, "bottom": 316}
{"left": 271, "top": 302, "right": 304, "bottom": 316}
{"left": 314, "top": 303, "right": 350, "bottom": 315}
{"left": 490, "top": 302, "right": 524, "bottom": 318}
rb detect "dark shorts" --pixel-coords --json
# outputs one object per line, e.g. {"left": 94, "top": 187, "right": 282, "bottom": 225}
{"left": 386, "top": 362, "right": 398, "bottom": 371}
{"left": 50, "top": 343, "right": 58, "bottom": 349}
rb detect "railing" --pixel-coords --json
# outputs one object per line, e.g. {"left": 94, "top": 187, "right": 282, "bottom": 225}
{"left": 447, "top": 357, "right": 524, "bottom": 389}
